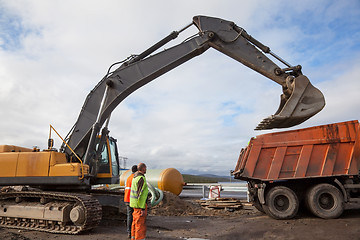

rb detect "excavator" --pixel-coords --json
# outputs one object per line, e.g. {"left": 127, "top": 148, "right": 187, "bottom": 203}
{"left": 0, "top": 16, "right": 325, "bottom": 234}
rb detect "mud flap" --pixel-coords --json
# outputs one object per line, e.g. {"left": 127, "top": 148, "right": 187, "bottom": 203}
{"left": 257, "top": 183, "right": 266, "bottom": 205}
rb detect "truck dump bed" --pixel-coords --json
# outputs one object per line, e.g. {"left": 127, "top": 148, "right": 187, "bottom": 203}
{"left": 233, "top": 120, "right": 360, "bottom": 181}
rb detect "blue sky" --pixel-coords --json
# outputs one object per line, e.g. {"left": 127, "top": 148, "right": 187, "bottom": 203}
{"left": 0, "top": 0, "right": 360, "bottom": 176}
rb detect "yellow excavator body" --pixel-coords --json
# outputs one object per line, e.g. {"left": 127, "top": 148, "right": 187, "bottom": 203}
{"left": 0, "top": 146, "right": 87, "bottom": 179}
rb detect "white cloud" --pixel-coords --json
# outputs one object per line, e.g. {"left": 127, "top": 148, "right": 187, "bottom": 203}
{"left": 315, "top": 57, "right": 360, "bottom": 124}
{"left": 0, "top": 0, "right": 360, "bottom": 176}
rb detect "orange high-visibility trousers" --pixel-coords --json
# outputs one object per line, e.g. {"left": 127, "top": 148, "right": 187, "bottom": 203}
{"left": 131, "top": 206, "right": 147, "bottom": 240}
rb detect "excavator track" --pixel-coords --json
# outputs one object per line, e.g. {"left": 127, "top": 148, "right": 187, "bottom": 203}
{"left": 0, "top": 191, "right": 102, "bottom": 234}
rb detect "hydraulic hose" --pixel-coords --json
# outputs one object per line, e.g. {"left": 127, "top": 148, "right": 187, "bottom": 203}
{"left": 147, "top": 182, "right": 164, "bottom": 207}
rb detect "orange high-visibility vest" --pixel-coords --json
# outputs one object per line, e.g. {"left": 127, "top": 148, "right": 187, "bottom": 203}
{"left": 124, "top": 173, "right": 135, "bottom": 203}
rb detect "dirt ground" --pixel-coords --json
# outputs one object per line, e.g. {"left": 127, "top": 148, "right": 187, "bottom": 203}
{"left": 1, "top": 192, "right": 359, "bottom": 240}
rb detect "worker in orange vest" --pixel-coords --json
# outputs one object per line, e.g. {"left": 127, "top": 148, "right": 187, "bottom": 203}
{"left": 124, "top": 165, "right": 138, "bottom": 239}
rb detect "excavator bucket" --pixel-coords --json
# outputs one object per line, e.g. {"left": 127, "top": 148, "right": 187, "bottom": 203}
{"left": 256, "top": 75, "right": 325, "bottom": 130}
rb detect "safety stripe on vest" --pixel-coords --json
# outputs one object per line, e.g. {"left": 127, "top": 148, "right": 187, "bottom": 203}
{"left": 130, "top": 189, "right": 142, "bottom": 199}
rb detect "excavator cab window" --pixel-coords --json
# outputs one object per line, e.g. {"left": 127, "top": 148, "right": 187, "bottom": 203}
{"left": 98, "top": 141, "right": 110, "bottom": 174}
{"left": 108, "top": 137, "right": 119, "bottom": 176}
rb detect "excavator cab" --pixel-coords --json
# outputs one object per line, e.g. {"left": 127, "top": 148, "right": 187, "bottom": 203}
{"left": 94, "top": 136, "right": 120, "bottom": 184}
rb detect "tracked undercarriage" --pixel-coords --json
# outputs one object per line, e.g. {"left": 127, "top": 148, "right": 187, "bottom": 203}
{"left": 0, "top": 191, "right": 102, "bottom": 234}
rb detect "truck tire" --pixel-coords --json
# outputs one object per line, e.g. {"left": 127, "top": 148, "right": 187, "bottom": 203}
{"left": 306, "top": 183, "right": 344, "bottom": 219}
{"left": 263, "top": 186, "right": 299, "bottom": 219}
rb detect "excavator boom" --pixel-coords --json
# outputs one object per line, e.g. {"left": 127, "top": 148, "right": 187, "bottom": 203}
{"left": 63, "top": 15, "right": 325, "bottom": 164}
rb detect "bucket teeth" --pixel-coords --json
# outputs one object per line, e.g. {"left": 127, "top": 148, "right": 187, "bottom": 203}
{"left": 256, "top": 115, "right": 294, "bottom": 130}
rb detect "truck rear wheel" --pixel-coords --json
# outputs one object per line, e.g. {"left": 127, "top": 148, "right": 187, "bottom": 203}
{"left": 263, "top": 186, "right": 299, "bottom": 219}
{"left": 306, "top": 183, "right": 344, "bottom": 219}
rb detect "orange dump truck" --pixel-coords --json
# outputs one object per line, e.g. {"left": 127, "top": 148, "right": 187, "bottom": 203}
{"left": 233, "top": 120, "right": 360, "bottom": 219}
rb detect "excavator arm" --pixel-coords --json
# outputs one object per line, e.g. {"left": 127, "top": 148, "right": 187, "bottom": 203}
{"left": 63, "top": 16, "right": 325, "bottom": 166}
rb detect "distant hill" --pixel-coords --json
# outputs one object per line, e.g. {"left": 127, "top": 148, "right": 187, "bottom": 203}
{"left": 199, "top": 174, "right": 231, "bottom": 179}
{"left": 182, "top": 174, "right": 241, "bottom": 183}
